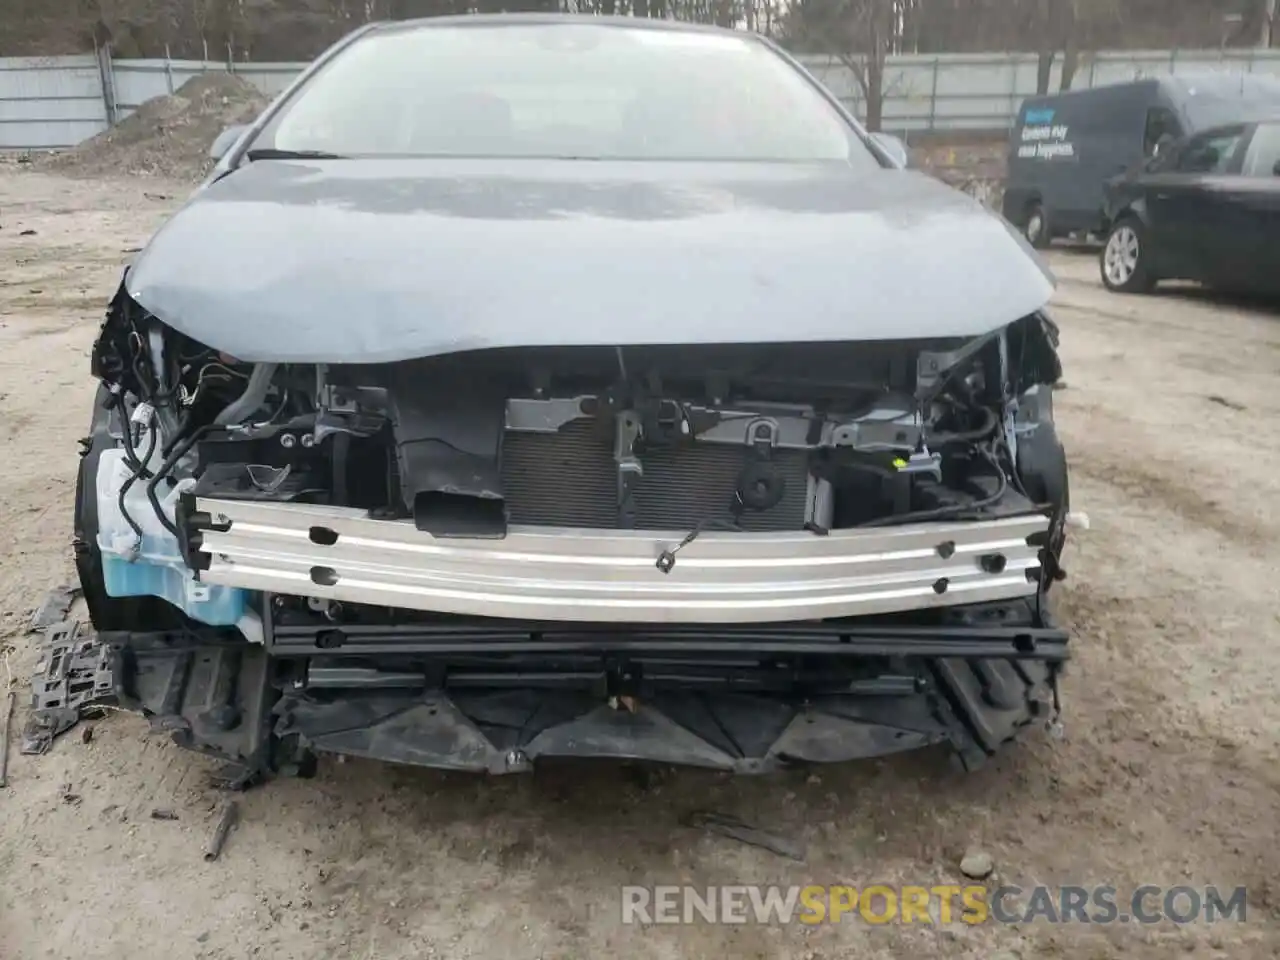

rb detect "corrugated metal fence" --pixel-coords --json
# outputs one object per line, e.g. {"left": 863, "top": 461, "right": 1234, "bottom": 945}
{"left": 0, "top": 54, "right": 107, "bottom": 149}
{"left": 3, "top": 46, "right": 1280, "bottom": 151}
{"left": 807, "top": 48, "right": 1280, "bottom": 132}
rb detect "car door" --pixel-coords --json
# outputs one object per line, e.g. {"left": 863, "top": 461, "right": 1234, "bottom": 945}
{"left": 1221, "top": 121, "right": 1280, "bottom": 294}
{"left": 1145, "top": 125, "right": 1249, "bottom": 280}
{"left": 1105, "top": 136, "right": 1183, "bottom": 277}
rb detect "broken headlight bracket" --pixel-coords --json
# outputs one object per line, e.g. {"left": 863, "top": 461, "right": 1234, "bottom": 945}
{"left": 21, "top": 620, "right": 114, "bottom": 755}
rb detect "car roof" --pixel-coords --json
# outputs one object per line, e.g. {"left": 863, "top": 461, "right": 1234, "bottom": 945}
{"left": 1019, "top": 78, "right": 1161, "bottom": 105}
{"left": 1019, "top": 73, "right": 1280, "bottom": 103}
{"left": 1195, "top": 112, "right": 1280, "bottom": 130}
{"left": 1159, "top": 72, "right": 1280, "bottom": 99}
{"left": 1018, "top": 74, "right": 1280, "bottom": 133}
{"left": 1170, "top": 75, "right": 1280, "bottom": 130}
{"left": 372, "top": 13, "right": 750, "bottom": 38}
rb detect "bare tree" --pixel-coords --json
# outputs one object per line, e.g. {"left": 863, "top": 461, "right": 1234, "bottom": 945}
{"left": 1026, "top": 0, "right": 1125, "bottom": 94}
{"left": 189, "top": 0, "right": 215, "bottom": 57}
{"left": 0, "top": 0, "right": 1265, "bottom": 61}
{"left": 785, "top": 0, "right": 897, "bottom": 130}
{"left": 1258, "top": 0, "right": 1277, "bottom": 46}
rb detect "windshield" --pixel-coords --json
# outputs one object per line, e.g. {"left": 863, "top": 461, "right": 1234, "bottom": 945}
{"left": 252, "top": 22, "right": 875, "bottom": 165}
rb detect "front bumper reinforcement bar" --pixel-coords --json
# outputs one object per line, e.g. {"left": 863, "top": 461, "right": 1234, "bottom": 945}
{"left": 192, "top": 498, "right": 1050, "bottom": 623}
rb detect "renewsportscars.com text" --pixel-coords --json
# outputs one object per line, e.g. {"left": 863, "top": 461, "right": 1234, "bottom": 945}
{"left": 621, "top": 884, "right": 1248, "bottom": 926}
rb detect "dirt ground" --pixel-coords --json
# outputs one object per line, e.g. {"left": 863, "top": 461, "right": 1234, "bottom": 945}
{"left": 1, "top": 168, "right": 1278, "bottom": 960}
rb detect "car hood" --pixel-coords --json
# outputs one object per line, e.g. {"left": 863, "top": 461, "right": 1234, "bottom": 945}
{"left": 125, "top": 158, "right": 1054, "bottom": 363}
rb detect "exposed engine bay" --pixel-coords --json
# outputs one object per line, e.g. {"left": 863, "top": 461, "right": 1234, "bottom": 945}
{"left": 75, "top": 286, "right": 1070, "bottom": 783}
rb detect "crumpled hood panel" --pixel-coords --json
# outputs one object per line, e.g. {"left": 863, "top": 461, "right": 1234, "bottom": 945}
{"left": 125, "top": 158, "right": 1054, "bottom": 363}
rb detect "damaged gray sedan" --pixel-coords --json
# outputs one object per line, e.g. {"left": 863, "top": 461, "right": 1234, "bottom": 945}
{"left": 75, "top": 15, "right": 1070, "bottom": 784}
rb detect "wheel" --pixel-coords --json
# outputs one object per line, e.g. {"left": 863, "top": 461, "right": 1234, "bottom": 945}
{"left": 1100, "top": 217, "right": 1156, "bottom": 294}
{"left": 1024, "top": 201, "right": 1051, "bottom": 249}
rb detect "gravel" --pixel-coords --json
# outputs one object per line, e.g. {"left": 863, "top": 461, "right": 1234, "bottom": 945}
{"left": 960, "top": 849, "right": 996, "bottom": 880}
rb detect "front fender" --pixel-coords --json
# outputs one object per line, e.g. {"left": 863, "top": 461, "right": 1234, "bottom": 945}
{"left": 1105, "top": 193, "right": 1151, "bottom": 231}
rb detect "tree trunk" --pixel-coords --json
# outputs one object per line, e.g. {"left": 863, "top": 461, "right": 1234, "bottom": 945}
{"left": 865, "top": 41, "right": 885, "bottom": 131}
{"left": 864, "top": 83, "right": 883, "bottom": 131}
{"left": 1057, "top": 0, "right": 1080, "bottom": 90}
{"left": 1059, "top": 41, "right": 1079, "bottom": 90}
{"left": 1034, "top": 0, "right": 1054, "bottom": 94}
{"left": 853, "top": 5, "right": 888, "bottom": 133}
{"left": 1036, "top": 51, "right": 1053, "bottom": 94}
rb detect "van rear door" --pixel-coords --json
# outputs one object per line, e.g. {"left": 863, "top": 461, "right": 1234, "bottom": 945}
{"left": 1018, "top": 85, "right": 1152, "bottom": 237}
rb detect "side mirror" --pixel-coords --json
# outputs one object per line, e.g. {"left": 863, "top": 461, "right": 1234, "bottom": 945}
{"left": 869, "top": 132, "right": 910, "bottom": 169}
{"left": 209, "top": 124, "right": 249, "bottom": 162}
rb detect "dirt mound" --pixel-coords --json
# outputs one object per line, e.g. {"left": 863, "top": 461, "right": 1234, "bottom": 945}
{"left": 43, "top": 73, "right": 268, "bottom": 181}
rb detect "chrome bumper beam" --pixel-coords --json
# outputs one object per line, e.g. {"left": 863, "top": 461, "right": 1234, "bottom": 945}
{"left": 194, "top": 498, "right": 1048, "bottom": 624}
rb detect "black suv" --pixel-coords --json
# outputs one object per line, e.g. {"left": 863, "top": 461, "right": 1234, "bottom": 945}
{"left": 1100, "top": 116, "right": 1280, "bottom": 296}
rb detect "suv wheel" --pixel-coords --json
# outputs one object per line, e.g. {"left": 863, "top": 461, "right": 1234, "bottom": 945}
{"left": 1101, "top": 217, "right": 1156, "bottom": 294}
{"left": 1024, "top": 202, "right": 1051, "bottom": 249}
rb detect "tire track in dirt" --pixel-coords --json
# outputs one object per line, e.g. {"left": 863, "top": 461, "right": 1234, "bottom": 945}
{"left": 1066, "top": 439, "right": 1272, "bottom": 552}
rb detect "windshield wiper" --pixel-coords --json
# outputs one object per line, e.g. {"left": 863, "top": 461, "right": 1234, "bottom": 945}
{"left": 243, "top": 148, "right": 347, "bottom": 161}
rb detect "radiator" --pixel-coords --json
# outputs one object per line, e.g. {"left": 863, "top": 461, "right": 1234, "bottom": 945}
{"left": 500, "top": 420, "right": 813, "bottom": 531}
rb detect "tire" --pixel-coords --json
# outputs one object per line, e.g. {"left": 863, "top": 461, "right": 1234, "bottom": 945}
{"left": 1023, "top": 201, "right": 1051, "bottom": 249}
{"left": 1100, "top": 217, "right": 1157, "bottom": 294}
